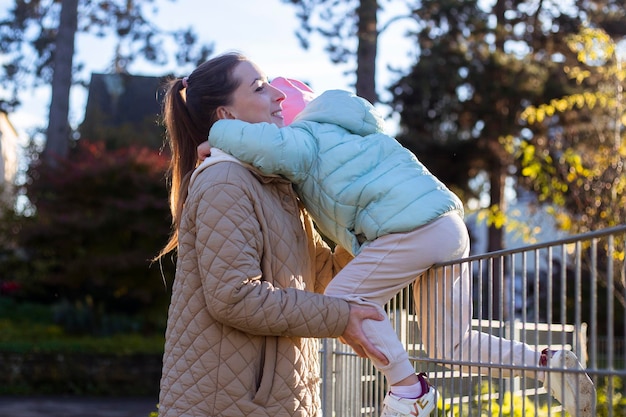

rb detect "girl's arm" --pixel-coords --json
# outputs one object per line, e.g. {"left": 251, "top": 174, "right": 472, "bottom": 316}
{"left": 197, "top": 141, "right": 211, "bottom": 161}
{"left": 208, "top": 120, "right": 315, "bottom": 183}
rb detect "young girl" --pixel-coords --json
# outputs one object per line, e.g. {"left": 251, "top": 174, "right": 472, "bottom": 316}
{"left": 198, "top": 76, "right": 596, "bottom": 417}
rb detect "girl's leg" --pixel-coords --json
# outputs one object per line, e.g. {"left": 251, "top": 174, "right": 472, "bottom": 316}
{"left": 414, "top": 263, "right": 541, "bottom": 378}
{"left": 412, "top": 213, "right": 541, "bottom": 378}
{"left": 325, "top": 213, "right": 467, "bottom": 384}
{"left": 325, "top": 239, "right": 419, "bottom": 384}
{"left": 412, "top": 214, "right": 595, "bottom": 416}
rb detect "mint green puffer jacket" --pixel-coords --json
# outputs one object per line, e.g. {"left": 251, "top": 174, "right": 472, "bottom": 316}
{"left": 209, "top": 89, "right": 464, "bottom": 255}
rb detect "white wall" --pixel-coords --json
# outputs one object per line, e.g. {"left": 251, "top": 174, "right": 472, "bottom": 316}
{"left": 0, "top": 112, "right": 19, "bottom": 205}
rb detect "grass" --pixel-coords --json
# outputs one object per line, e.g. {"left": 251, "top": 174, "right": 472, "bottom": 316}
{"left": 0, "top": 320, "right": 164, "bottom": 354}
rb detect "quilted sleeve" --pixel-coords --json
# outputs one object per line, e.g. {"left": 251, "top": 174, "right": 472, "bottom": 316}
{"left": 194, "top": 180, "right": 350, "bottom": 339}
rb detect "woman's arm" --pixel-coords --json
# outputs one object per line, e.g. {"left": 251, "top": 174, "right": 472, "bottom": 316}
{"left": 194, "top": 179, "right": 347, "bottom": 338}
{"left": 190, "top": 173, "right": 387, "bottom": 362}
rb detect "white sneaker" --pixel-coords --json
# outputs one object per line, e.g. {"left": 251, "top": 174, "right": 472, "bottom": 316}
{"left": 540, "top": 349, "right": 596, "bottom": 416}
{"left": 380, "top": 373, "right": 437, "bottom": 417}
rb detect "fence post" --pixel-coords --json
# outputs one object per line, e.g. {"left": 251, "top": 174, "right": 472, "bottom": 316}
{"left": 321, "top": 338, "right": 333, "bottom": 417}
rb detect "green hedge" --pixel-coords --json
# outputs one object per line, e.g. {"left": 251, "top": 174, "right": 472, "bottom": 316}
{"left": 0, "top": 300, "right": 164, "bottom": 395}
{"left": 0, "top": 322, "right": 164, "bottom": 395}
{"left": 0, "top": 351, "right": 162, "bottom": 396}
{"left": 0, "top": 319, "right": 163, "bottom": 354}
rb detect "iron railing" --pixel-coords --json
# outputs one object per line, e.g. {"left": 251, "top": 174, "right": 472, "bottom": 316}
{"left": 320, "top": 224, "right": 626, "bottom": 416}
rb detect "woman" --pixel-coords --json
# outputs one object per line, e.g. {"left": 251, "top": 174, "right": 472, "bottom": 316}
{"left": 155, "top": 52, "right": 387, "bottom": 417}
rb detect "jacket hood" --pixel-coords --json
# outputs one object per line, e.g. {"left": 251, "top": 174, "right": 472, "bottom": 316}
{"left": 295, "top": 89, "right": 385, "bottom": 136}
{"left": 270, "top": 77, "right": 317, "bottom": 125}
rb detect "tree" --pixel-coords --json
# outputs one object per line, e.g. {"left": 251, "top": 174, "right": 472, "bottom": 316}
{"left": 0, "top": 0, "right": 212, "bottom": 163}
{"left": 508, "top": 27, "right": 626, "bottom": 307}
{"left": 282, "top": 0, "right": 408, "bottom": 103}
{"left": 389, "top": 0, "right": 614, "bottom": 252}
{"left": 515, "top": 28, "right": 625, "bottom": 233}
{"left": 387, "top": 0, "right": 602, "bottom": 319}
{"left": 45, "top": 0, "right": 79, "bottom": 162}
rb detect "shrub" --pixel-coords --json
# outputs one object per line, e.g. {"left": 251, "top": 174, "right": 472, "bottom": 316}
{"left": 0, "top": 140, "right": 175, "bottom": 334}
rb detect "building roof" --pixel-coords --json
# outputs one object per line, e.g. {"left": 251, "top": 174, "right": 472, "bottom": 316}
{"left": 80, "top": 72, "right": 169, "bottom": 149}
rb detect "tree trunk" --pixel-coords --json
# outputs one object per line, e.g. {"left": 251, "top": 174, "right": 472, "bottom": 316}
{"left": 484, "top": 0, "right": 508, "bottom": 320}
{"left": 43, "top": 0, "right": 78, "bottom": 164}
{"left": 487, "top": 165, "right": 505, "bottom": 253}
{"left": 488, "top": 163, "right": 506, "bottom": 320}
{"left": 355, "top": 0, "right": 378, "bottom": 103}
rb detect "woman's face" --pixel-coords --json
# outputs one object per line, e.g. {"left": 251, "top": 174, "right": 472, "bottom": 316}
{"left": 218, "top": 60, "right": 286, "bottom": 127}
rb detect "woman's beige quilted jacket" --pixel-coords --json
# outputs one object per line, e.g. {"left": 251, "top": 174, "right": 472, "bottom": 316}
{"left": 159, "top": 152, "right": 352, "bottom": 417}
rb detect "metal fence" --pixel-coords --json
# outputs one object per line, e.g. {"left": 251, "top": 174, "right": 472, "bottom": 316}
{"left": 319, "top": 224, "right": 626, "bottom": 416}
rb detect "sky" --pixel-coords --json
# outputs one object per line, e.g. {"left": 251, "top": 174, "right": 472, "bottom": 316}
{"left": 1, "top": 0, "right": 418, "bottom": 141}
{"left": 0, "top": 0, "right": 582, "bottom": 243}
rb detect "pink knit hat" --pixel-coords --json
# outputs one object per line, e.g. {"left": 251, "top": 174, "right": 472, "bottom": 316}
{"left": 270, "top": 77, "right": 316, "bottom": 125}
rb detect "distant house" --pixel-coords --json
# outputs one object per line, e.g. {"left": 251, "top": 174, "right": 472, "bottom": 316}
{"left": 466, "top": 189, "right": 568, "bottom": 321}
{"left": 0, "top": 111, "right": 18, "bottom": 207}
{"left": 466, "top": 189, "right": 567, "bottom": 255}
{"left": 80, "top": 72, "right": 169, "bottom": 149}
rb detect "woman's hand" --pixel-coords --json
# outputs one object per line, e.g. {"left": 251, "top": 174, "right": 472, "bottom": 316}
{"left": 341, "top": 304, "right": 389, "bottom": 365}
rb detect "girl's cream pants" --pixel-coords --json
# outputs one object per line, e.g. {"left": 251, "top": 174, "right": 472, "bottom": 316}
{"left": 325, "top": 211, "right": 540, "bottom": 384}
